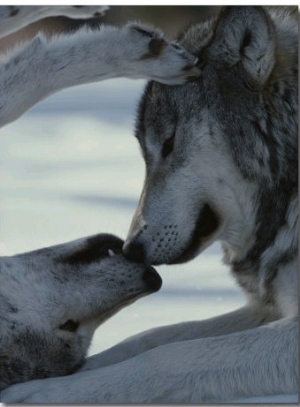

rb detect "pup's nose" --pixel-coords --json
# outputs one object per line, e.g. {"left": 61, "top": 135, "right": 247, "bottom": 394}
{"left": 143, "top": 266, "right": 162, "bottom": 291}
{"left": 123, "top": 240, "right": 145, "bottom": 263}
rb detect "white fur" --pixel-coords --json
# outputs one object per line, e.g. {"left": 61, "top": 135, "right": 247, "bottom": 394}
{"left": 0, "top": 6, "right": 199, "bottom": 128}
{"left": 0, "top": 6, "right": 109, "bottom": 38}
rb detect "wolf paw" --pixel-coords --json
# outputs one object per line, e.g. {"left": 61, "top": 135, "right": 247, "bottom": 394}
{"left": 124, "top": 23, "right": 201, "bottom": 85}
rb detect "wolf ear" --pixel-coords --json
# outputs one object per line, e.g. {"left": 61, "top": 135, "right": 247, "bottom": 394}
{"left": 209, "top": 7, "right": 275, "bottom": 85}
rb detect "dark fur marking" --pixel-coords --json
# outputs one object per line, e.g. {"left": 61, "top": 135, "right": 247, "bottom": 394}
{"left": 132, "top": 26, "right": 153, "bottom": 38}
{"left": 265, "top": 250, "right": 296, "bottom": 288}
{"left": 182, "top": 63, "right": 196, "bottom": 72}
{"left": 61, "top": 234, "right": 123, "bottom": 265}
{"left": 135, "top": 81, "right": 155, "bottom": 150}
{"left": 239, "top": 187, "right": 295, "bottom": 275}
{"left": 141, "top": 38, "right": 166, "bottom": 60}
{"left": 253, "top": 120, "right": 280, "bottom": 178}
{"left": 241, "top": 30, "right": 252, "bottom": 52}
{"left": 231, "top": 258, "right": 253, "bottom": 275}
{"left": 10, "top": 7, "right": 19, "bottom": 17}
{"left": 169, "top": 204, "right": 220, "bottom": 264}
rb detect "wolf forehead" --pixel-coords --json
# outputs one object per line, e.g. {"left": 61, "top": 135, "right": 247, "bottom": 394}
{"left": 136, "top": 9, "right": 297, "bottom": 181}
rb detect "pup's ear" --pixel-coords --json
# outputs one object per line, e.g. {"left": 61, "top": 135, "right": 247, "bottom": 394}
{"left": 209, "top": 6, "right": 275, "bottom": 85}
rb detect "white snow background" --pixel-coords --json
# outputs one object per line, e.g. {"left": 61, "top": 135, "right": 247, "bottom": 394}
{"left": 0, "top": 79, "right": 297, "bottom": 404}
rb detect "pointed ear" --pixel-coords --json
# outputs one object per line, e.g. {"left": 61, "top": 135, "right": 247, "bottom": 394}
{"left": 209, "top": 7, "right": 275, "bottom": 85}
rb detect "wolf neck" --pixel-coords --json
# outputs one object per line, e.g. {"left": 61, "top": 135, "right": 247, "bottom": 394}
{"left": 223, "top": 191, "right": 298, "bottom": 305}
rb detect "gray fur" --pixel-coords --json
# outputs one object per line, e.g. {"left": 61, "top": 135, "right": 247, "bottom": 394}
{"left": 0, "top": 6, "right": 109, "bottom": 38}
{"left": 0, "top": 234, "right": 161, "bottom": 390}
{"left": 0, "top": 6, "right": 200, "bottom": 128}
{"left": 122, "top": 5, "right": 298, "bottom": 401}
{"left": 2, "top": 6, "right": 298, "bottom": 403}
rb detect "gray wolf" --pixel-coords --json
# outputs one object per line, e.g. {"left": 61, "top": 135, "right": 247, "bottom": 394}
{"left": 0, "top": 234, "right": 161, "bottom": 390}
{"left": 0, "top": 5, "right": 199, "bottom": 128}
{"left": 2, "top": 6, "right": 298, "bottom": 403}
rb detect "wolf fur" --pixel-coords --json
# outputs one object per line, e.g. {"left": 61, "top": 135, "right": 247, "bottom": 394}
{"left": 0, "top": 5, "right": 109, "bottom": 38}
{"left": 0, "top": 234, "right": 161, "bottom": 391}
{"left": 0, "top": 6, "right": 199, "bottom": 128}
{"left": 121, "top": 5, "right": 298, "bottom": 401}
{"left": 1, "top": 6, "right": 298, "bottom": 403}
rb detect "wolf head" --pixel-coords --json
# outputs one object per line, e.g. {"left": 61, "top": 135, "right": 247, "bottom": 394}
{"left": 0, "top": 234, "right": 162, "bottom": 389}
{"left": 124, "top": 6, "right": 297, "bottom": 267}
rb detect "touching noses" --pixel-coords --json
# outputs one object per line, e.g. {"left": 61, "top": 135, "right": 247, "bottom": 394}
{"left": 123, "top": 237, "right": 146, "bottom": 263}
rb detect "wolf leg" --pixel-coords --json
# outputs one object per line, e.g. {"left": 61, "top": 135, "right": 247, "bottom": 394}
{"left": 80, "top": 305, "right": 275, "bottom": 371}
{"left": 2, "top": 317, "right": 296, "bottom": 403}
{"left": 0, "top": 23, "right": 199, "bottom": 128}
{"left": 0, "top": 6, "right": 108, "bottom": 38}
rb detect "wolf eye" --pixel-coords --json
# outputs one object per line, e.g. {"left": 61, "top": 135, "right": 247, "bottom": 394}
{"left": 59, "top": 320, "right": 79, "bottom": 333}
{"left": 162, "top": 133, "right": 175, "bottom": 159}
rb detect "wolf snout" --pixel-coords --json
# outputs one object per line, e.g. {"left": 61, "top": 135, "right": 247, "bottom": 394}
{"left": 124, "top": 221, "right": 181, "bottom": 265}
{"left": 143, "top": 266, "right": 162, "bottom": 291}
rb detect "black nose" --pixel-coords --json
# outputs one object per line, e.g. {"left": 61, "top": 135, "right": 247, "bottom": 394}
{"left": 143, "top": 267, "right": 162, "bottom": 292}
{"left": 123, "top": 240, "right": 145, "bottom": 263}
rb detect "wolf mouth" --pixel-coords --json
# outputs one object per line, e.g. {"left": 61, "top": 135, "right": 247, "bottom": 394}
{"left": 169, "top": 203, "right": 220, "bottom": 264}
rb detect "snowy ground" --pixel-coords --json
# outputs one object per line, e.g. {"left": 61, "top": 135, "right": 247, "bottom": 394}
{"left": 0, "top": 79, "right": 297, "bottom": 404}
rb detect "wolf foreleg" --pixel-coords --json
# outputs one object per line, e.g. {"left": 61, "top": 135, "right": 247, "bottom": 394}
{"left": 0, "top": 23, "right": 199, "bottom": 128}
{"left": 2, "top": 317, "right": 296, "bottom": 403}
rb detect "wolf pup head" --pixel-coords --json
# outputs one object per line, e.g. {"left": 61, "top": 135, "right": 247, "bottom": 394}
{"left": 0, "top": 234, "right": 162, "bottom": 389}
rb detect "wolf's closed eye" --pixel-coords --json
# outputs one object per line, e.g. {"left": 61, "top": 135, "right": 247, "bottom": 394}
{"left": 162, "top": 133, "right": 175, "bottom": 158}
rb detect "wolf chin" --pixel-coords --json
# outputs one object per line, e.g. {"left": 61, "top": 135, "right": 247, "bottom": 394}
{"left": 2, "top": 6, "right": 298, "bottom": 403}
